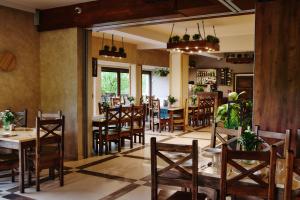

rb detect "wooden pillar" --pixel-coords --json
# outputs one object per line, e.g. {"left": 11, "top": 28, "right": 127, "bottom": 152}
{"left": 254, "top": 0, "right": 300, "bottom": 151}
{"left": 130, "top": 64, "right": 142, "bottom": 104}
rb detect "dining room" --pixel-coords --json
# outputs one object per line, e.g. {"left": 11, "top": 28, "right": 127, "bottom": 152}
{"left": 0, "top": 0, "right": 300, "bottom": 200}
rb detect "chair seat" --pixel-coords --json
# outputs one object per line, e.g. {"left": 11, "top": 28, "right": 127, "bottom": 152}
{"left": 0, "top": 153, "right": 18, "bottom": 163}
{"left": 173, "top": 119, "right": 184, "bottom": 124}
{"left": 167, "top": 191, "right": 207, "bottom": 200}
{"left": 159, "top": 170, "right": 191, "bottom": 181}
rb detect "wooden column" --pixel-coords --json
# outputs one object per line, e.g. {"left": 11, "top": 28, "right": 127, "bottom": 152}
{"left": 254, "top": 0, "right": 300, "bottom": 151}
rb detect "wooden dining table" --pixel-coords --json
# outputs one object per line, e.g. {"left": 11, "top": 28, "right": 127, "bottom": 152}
{"left": 195, "top": 150, "right": 300, "bottom": 199}
{"left": 161, "top": 107, "right": 184, "bottom": 133}
{"left": 0, "top": 128, "right": 59, "bottom": 193}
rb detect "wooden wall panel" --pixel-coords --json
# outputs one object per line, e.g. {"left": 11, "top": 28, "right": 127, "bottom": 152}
{"left": 254, "top": 0, "right": 300, "bottom": 150}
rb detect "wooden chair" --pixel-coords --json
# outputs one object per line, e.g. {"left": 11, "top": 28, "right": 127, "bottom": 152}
{"left": 254, "top": 125, "right": 290, "bottom": 157}
{"left": 204, "top": 97, "right": 215, "bottom": 126}
{"left": 99, "top": 107, "right": 121, "bottom": 155}
{"left": 111, "top": 97, "right": 121, "bottom": 107}
{"left": 119, "top": 106, "right": 133, "bottom": 149}
{"left": 38, "top": 110, "right": 62, "bottom": 119}
{"left": 150, "top": 99, "right": 169, "bottom": 132}
{"left": 210, "top": 122, "right": 242, "bottom": 150}
{"left": 196, "top": 98, "right": 206, "bottom": 127}
{"left": 132, "top": 104, "right": 146, "bottom": 145}
{"left": 151, "top": 137, "right": 207, "bottom": 200}
{"left": 28, "top": 116, "right": 65, "bottom": 191}
{"left": 220, "top": 143, "right": 277, "bottom": 200}
{"left": 284, "top": 129, "right": 300, "bottom": 200}
{"left": 13, "top": 109, "right": 27, "bottom": 127}
{"left": 172, "top": 100, "right": 186, "bottom": 132}
{"left": 158, "top": 107, "right": 171, "bottom": 133}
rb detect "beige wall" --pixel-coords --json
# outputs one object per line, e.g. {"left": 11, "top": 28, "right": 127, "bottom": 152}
{"left": 0, "top": 6, "right": 40, "bottom": 127}
{"left": 92, "top": 36, "right": 169, "bottom": 67}
{"left": 40, "top": 28, "right": 83, "bottom": 160}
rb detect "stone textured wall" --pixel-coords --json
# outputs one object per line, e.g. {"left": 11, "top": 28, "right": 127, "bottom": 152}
{"left": 0, "top": 6, "right": 40, "bottom": 127}
{"left": 40, "top": 28, "right": 83, "bottom": 160}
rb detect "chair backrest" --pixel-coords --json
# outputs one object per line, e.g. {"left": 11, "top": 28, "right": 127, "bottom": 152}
{"left": 220, "top": 143, "right": 277, "bottom": 200}
{"left": 254, "top": 125, "right": 290, "bottom": 157}
{"left": 38, "top": 110, "right": 62, "bottom": 120}
{"left": 132, "top": 104, "right": 146, "bottom": 128}
{"left": 284, "top": 129, "right": 300, "bottom": 200}
{"left": 151, "top": 137, "right": 198, "bottom": 200}
{"left": 36, "top": 116, "right": 65, "bottom": 156}
{"left": 120, "top": 106, "right": 132, "bottom": 124}
{"left": 105, "top": 107, "right": 121, "bottom": 127}
{"left": 111, "top": 97, "right": 121, "bottom": 106}
{"left": 151, "top": 99, "right": 160, "bottom": 113}
{"left": 14, "top": 109, "right": 27, "bottom": 127}
{"left": 98, "top": 102, "right": 103, "bottom": 114}
{"left": 210, "top": 122, "right": 242, "bottom": 149}
{"left": 197, "top": 98, "right": 206, "bottom": 114}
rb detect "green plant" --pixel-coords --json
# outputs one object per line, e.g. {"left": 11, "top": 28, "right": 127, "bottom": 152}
{"left": 193, "top": 84, "right": 204, "bottom": 94}
{"left": 190, "top": 95, "right": 197, "bottom": 105}
{"left": 168, "top": 95, "right": 177, "bottom": 105}
{"left": 127, "top": 96, "right": 135, "bottom": 103}
{"left": 154, "top": 68, "right": 169, "bottom": 77}
{"left": 238, "top": 127, "right": 263, "bottom": 151}
{"left": 0, "top": 110, "right": 15, "bottom": 124}
{"left": 216, "top": 91, "right": 252, "bottom": 129}
{"left": 171, "top": 35, "right": 180, "bottom": 43}
{"left": 104, "top": 45, "right": 110, "bottom": 51}
{"left": 206, "top": 35, "right": 220, "bottom": 44}
{"left": 182, "top": 34, "right": 190, "bottom": 42}
{"left": 111, "top": 46, "right": 117, "bottom": 52}
{"left": 193, "top": 34, "right": 201, "bottom": 41}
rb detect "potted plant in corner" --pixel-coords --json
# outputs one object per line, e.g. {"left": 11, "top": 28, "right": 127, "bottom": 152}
{"left": 193, "top": 84, "right": 204, "bottom": 94}
{"left": 0, "top": 110, "right": 15, "bottom": 131}
{"left": 168, "top": 95, "right": 177, "bottom": 107}
{"left": 154, "top": 68, "right": 169, "bottom": 77}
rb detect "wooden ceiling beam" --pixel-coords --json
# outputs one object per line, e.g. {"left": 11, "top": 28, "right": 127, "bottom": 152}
{"left": 38, "top": 0, "right": 255, "bottom": 32}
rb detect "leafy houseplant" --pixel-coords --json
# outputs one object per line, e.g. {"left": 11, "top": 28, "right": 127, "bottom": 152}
{"left": 193, "top": 84, "right": 204, "bottom": 94}
{"left": 216, "top": 91, "right": 252, "bottom": 129}
{"left": 190, "top": 95, "right": 197, "bottom": 106}
{"left": 101, "top": 101, "right": 110, "bottom": 110}
{"left": 238, "top": 128, "right": 263, "bottom": 151}
{"left": 119, "top": 47, "right": 125, "bottom": 54}
{"left": 154, "top": 68, "right": 169, "bottom": 77}
{"left": 182, "top": 34, "right": 190, "bottom": 42}
{"left": 168, "top": 95, "right": 177, "bottom": 107}
{"left": 0, "top": 110, "right": 15, "bottom": 131}
{"left": 127, "top": 96, "right": 135, "bottom": 104}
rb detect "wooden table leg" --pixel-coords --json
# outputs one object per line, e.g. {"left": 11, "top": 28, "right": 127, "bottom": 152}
{"left": 19, "top": 143, "right": 25, "bottom": 193}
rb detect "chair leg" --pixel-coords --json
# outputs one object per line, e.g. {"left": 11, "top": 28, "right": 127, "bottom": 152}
{"left": 11, "top": 169, "right": 15, "bottom": 182}
{"left": 60, "top": 161, "right": 64, "bottom": 187}
{"left": 49, "top": 168, "right": 55, "bottom": 180}
{"left": 108, "top": 142, "right": 112, "bottom": 151}
{"left": 142, "top": 132, "right": 145, "bottom": 145}
{"left": 28, "top": 168, "right": 32, "bottom": 186}
{"left": 105, "top": 141, "right": 109, "bottom": 155}
{"left": 134, "top": 135, "right": 137, "bottom": 143}
{"left": 130, "top": 135, "right": 133, "bottom": 149}
{"left": 36, "top": 169, "right": 40, "bottom": 192}
{"left": 118, "top": 139, "right": 121, "bottom": 152}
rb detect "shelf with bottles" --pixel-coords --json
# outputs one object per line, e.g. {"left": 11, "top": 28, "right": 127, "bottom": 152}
{"left": 218, "top": 68, "right": 232, "bottom": 86}
{"left": 196, "top": 69, "right": 217, "bottom": 85}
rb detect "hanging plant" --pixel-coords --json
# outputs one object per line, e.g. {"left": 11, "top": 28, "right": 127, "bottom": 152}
{"left": 119, "top": 47, "right": 125, "bottom": 54}
{"left": 168, "top": 95, "right": 177, "bottom": 105}
{"left": 154, "top": 68, "right": 169, "bottom": 77}
{"left": 193, "top": 34, "right": 201, "bottom": 41}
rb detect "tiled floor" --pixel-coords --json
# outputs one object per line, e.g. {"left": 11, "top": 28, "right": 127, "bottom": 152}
{"left": 0, "top": 127, "right": 213, "bottom": 200}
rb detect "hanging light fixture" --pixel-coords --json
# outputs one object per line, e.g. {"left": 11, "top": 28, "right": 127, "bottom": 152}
{"left": 99, "top": 33, "right": 127, "bottom": 58}
{"left": 167, "top": 21, "right": 220, "bottom": 53}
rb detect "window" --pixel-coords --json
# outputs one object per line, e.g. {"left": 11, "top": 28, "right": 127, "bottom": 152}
{"left": 101, "top": 67, "right": 129, "bottom": 100}
{"left": 142, "top": 71, "right": 152, "bottom": 96}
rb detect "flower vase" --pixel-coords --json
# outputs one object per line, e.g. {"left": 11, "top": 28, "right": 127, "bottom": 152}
{"left": 2, "top": 121, "right": 10, "bottom": 131}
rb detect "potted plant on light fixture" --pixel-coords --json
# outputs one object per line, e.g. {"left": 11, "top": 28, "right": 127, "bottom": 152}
{"left": 104, "top": 45, "right": 110, "bottom": 51}
{"left": 111, "top": 46, "right": 117, "bottom": 52}
{"left": 182, "top": 34, "right": 190, "bottom": 42}
{"left": 193, "top": 34, "right": 201, "bottom": 41}
{"left": 0, "top": 110, "right": 15, "bottom": 131}
{"left": 154, "top": 68, "right": 169, "bottom": 77}
{"left": 171, "top": 35, "right": 180, "bottom": 43}
{"left": 168, "top": 95, "right": 177, "bottom": 107}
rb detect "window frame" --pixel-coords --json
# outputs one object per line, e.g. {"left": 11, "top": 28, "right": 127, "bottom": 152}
{"left": 101, "top": 67, "right": 129, "bottom": 96}
{"left": 142, "top": 70, "right": 152, "bottom": 97}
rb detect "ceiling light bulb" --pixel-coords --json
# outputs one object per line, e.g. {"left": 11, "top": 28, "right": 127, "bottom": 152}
{"left": 104, "top": 55, "right": 107, "bottom": 58}
{"left": 198, "top": 50, "right": 202, "bottom": 53}
{"left": 119, "top": 57, "right": 122, "bottom": 59}
{"left": 185, "top": 47, "right": 189, "bottom": 50}
{"left": 195, "top": 46, "right": 198, "bottom": 49}
{"left": 205, "top": 47, "right": 208, "bottom": 49}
